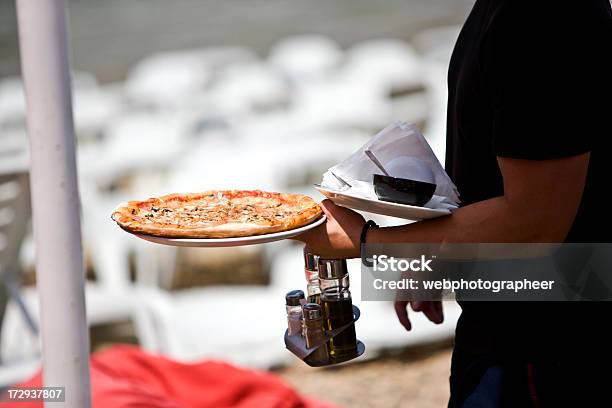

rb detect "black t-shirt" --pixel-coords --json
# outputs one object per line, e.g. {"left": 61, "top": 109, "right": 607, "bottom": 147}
{"left": 446, "top": 0, "right": 612, "bottom": 361}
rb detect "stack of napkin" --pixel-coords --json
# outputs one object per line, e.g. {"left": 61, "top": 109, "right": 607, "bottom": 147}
{"left": 321, "top": 121, "right": 459, "bottom": 210}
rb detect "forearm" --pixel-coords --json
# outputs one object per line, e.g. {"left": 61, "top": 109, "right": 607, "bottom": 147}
{"left": 369, "top": 195, "right": 565, "bottom": 244}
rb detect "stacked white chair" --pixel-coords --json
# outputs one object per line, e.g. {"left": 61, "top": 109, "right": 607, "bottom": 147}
{"left": 0, "top": 162, "right": 39, "bottom": 386}
{"left": 269, "top": 35, "right": 343, "bottom": 84}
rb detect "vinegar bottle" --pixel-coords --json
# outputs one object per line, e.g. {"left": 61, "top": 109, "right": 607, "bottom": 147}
{"left": 318, "top": 258, "right": 358, "bottom": 360}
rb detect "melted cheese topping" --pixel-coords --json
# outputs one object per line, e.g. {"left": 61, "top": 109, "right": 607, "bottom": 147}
{"left": 136, "top": 196, "right": 297, "bottom": 227}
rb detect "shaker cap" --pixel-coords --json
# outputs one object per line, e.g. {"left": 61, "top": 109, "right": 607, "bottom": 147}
{"left": 318, "top": 258, "right": 348, "bottom": 280}
{"left": 302, "top": 303, "right": 322, "bottom": 320}
{"left": 285, "top": 290, "right": 305, "bottom": 306}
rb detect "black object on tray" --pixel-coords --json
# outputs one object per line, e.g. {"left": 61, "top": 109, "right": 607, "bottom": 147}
{"left": 373, "top": 174, "right": 436, "bottom": 207}
{"left": 284, "top": 305, "right": 365, "bottom": 367}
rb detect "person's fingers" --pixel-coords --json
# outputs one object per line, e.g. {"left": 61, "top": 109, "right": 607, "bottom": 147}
{"left": 421, "top": 301, "right": 444, "bottom": 324}
{"left": 291, "top": 229, "right": 310, "bottom": 242}
{"left": 291, "top": 214, "right": 328, "bottom": 242}
{"left": 434, "top": 301, "right": 444, "bottom": 323}
{"left": 292, "top": 226, "right": 318, "bottom": 242}
{"left": 321, "top": 199, "right": 362, "bottom": 221}
{"left": 394, "top": 301, "right": 412, "bottom": 331}
{"left": 410, "top": 300, "right": 424, "bottom": 312}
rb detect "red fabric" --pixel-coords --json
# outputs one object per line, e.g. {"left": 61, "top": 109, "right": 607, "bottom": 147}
{"left": 1, "top": 345, "right": 337, "bottom": 408}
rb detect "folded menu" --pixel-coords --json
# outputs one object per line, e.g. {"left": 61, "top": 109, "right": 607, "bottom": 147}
{"left": 321, "top": 121, "right": 460, "bottom": 210}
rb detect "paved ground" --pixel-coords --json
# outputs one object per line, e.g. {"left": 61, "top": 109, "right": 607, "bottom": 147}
{"left": 277, "top": 341, "right": 453, "bottom": 408}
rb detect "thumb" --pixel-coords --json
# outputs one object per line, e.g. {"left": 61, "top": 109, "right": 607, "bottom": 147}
{"left": 319, "top": 199, "right": 340, "bottom": 215}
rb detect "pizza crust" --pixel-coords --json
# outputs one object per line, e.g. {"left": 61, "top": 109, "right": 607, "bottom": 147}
{"left": 112, "top": 190, "right": 323, "bottom": 238}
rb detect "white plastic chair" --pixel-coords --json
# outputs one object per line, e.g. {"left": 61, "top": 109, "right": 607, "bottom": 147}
{"left": 288, "top": 70, "right": 392, "bottom": 131}
{"left": 0, "top": 168, "right": 40, "bottom": 386}
{"left": 125, "top": 243, "right": 302, "bottom": 368}
{"left": 345, "top": 39, "right": 424, "bottom": 93}
{"left": 0, "top": 172, "right": 35, "bottom": 335}
{"left": 206, "top": 62, "right": 289, "bottom": 116}
{"left": 73, "top": 83, "right": 123, "bottom": 144}
{"left": 0, "top": 72, "right": 107, "bottom": 131}
{"left": 0, "top": 170, "right": 173, "bottom": 386}
{"left": 125, "top": 47, "right": 258, "bottom": 110}
{"left": 0, "top": 77, "right": 26, "bottom": 130}
{"left": 268, "top": 35, "right": 343, "bottom": 83}
{"left": 130, "top": 243, "right": 461, "bottom": 368}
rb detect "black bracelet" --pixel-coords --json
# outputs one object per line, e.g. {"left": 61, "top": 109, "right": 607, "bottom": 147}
{"left": 360, "top": 220, "right": 378, "bottom": 245}
{"left": 360, "top": 220, "right": 378, "bottom": 266}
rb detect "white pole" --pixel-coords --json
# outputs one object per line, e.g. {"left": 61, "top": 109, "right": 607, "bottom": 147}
{"left": 15, "top": 1, "right": 91, "bottom": 407}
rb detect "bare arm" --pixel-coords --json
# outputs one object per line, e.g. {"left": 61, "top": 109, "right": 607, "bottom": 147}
{"left": 298, "top": 153, "right": 590, "bottom": 330}
{"left": 299, "top": 153, "right": 590, "bottom": 259}
{"left": 371, "top": 154, "right": 590, "bottom": 245}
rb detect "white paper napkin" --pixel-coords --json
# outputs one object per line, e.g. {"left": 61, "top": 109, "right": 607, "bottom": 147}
{"left": 321, "top": 121, "right": 460, "bottom": 210}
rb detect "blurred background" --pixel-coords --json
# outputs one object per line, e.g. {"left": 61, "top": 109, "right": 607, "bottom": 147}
{"left": 0, "top": 1, "right": 474, "bottom": 406}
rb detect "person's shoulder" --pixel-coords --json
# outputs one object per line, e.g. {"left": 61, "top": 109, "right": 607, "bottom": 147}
{"left": 483, "top": 0, "right": 611, "bottom": 51}
{"left": 491, "top": 1, "right": 608, "bottom": 26}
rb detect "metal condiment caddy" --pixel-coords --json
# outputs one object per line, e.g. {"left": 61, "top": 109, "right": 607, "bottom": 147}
{"left": 283, "top": 248, "right": 365, "bottom": 367}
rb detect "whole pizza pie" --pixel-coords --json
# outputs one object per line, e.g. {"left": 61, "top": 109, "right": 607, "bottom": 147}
{"left": 111, "top": 190, "right": 323, "bottom": 238}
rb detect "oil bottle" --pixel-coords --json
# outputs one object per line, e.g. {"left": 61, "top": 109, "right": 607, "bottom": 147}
{"left": 303, "top": 247, "right": 321, "bottom": 304}
{"left": 318, "top": 258, "right": 358, "bottom": 360}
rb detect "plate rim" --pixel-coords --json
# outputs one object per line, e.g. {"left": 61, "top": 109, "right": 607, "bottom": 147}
{"left": 314, "top": 184, "right": 450, "bottom": 216}
{"left": 132, "top": 214, "right": 327, "bottom": 245}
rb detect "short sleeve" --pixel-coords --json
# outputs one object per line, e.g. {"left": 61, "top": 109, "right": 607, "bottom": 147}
{"left": 482, "top": 1, "right": 612, "bottom": 160}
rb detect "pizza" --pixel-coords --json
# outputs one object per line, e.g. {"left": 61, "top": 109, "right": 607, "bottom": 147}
{"left": 111, "top": 190, "right": 323, "bottom": 238}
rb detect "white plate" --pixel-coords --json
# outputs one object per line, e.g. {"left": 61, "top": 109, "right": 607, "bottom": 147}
{"left": 315, "top": 185, "right": 450, "bottom": 220}
{"left": 131, "top": 215, "right": 326, "bottom": 247}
